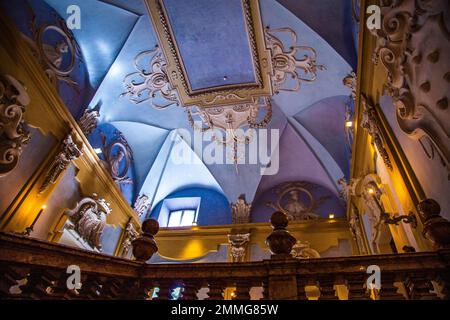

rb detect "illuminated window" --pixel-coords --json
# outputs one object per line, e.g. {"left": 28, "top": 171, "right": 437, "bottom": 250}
{"left": 167, "top": 209, "right": 197, "bottom": 227}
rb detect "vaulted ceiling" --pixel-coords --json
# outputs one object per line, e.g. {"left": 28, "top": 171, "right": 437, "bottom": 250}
{"left": 44, "top": 0, "right": 357, "bottom": 206}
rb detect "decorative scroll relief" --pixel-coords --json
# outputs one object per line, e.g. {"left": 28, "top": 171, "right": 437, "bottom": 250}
{"left": 100, "top": 131, "right": 133, "bottom": 186}
{"left": 119, "top": 220, "right": 139, "bottom": 258}
{"left": 372, "top": 0, "right": 450, "bottom": 178}
{"left": 23, "top": 7, "right": 82, "bottom": 92}
{"left": 187, "top": 97, "right": 272, "bottom": 170}
{"left": 361, "top": 95, "right": 393, "bottom": 170}
{"left": 228, "top": 233, "right": 250, "bottom": 263}
{"left": 133, "top": 194, "right": 150, "bottom": 218}
{"left": 64, "top": 194, "right": 112, "bottom": 251}
{"left": 39, "top": 134, "right": 82, "bottom": 194}
{"left": 231, "top": 194, "right": 252, "bottom": 224}
{"left": 266, "top": 181, "right": 330, "bottom": 221}
{"left": 265, "top": 27, "right": 326, "bottom": 94}
{"left": 0, "top": 75, "right": 31, "bottom": 177}
{"left": 121, "top": 46, "right": 179, "bottom": 109}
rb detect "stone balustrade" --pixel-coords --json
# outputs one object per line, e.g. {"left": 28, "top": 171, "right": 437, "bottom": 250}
{"left": 0, "top": 231, "right": 449, "bottom": 300}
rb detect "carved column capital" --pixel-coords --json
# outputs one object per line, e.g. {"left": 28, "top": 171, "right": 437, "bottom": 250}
{"left": 227, "top": 233, "right": 250, "bottom": 263}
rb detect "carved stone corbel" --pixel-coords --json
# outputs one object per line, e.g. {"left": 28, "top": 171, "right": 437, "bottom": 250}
{"left": 0, "top": 74, "right": 31, "bottom": 177}
{"left": 133, "top": 194, "right": 151, "bottom": 219}
{"left": 372, "top": 0, "right": 450, "bottom": 178}
{"left": 38, "top": 133, "right": 82, "bottom": 194}
{"left": 231, "top": 194, "right": 252, "bottom": 224}
{"left": 227, "top": 233, "right": 250, "bottom": 263}
{"left": 361, "top": 95, "right": 393, "bottom": 170}
{"left": 78, "top": 104, "right": 100, "bottom": 137}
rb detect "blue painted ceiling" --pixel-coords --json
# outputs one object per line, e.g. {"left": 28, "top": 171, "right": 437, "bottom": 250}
{"left": 42, "top": 0, "right": 357, "bottom": 208}
{"left": 163, "top": 0, "right": 256, "bottom": 90}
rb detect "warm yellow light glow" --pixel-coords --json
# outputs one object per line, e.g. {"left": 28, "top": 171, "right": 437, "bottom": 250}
{"left": 367, "top": 188, "right": 375, "bottom": 195}
{"left": 345, "top": 121, "right": 353, "bottom": 128}
{"left": 328, "top": 213, "right": 335, "bottom": 219}
{"left": 41, "top": 205, "right": 47, "bottom": 210}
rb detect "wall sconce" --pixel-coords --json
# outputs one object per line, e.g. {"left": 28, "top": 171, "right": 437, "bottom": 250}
{"left": 345, "top": 121, "right": 354, "bottom": 128}
{"left": 328, "top": 213, "right": 335, "bottom": 220}
{"left": 23, "top": 205, "right": 47, "bottom": 236}
{"left": 367, "top": 187, "right": 375, "bottom": 195}
{"left": 381, "top": 212, "right": 417, "bottom": 228}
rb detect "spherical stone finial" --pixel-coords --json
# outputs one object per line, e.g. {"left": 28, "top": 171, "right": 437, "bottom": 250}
{"left": 266, "top": 211, "right": 297, "bottom": 257}
{"left": 417, "top": 199, "right": 441, "bottom": 218}
{"left": 132, "top": 219, "right": 159, "bottom": 262}
{"left": 142, "top": 218, "right": 159, "bottom": 235}
{"left": 270, "top": 211, "right": 289, "bottom": 229}
{"left": 418, "top": 199, "right": 450, "bottom": 249}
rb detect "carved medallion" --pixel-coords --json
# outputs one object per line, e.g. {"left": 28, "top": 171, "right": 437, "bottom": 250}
{"left": 266, "top": 181, "right": 330, "bottom": 221}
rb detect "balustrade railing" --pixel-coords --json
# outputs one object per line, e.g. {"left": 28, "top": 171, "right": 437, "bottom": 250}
{"left": 0, "top": 232, "right": 449, "bottom": 300}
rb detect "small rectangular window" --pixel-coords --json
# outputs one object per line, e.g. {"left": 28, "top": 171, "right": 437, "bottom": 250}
{"left": 167, "top": 209, "right": 197, "bottom": 227}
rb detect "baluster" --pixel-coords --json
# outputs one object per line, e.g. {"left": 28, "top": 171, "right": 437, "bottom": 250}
{"left": 346, "top": 274, "right": 370, "bottom": 300}
{"left": 45, "top": 270, "right": 77, "bottom": 300}
{"left": 318, "top": 277, "right": 338, "bottom": 300}
{"left": 207, "top": 281, "right": 225, "bottom": 300}
{"left": 77, "top": 274, "right": 101, "bottom": 300}
{"left": 0, "top": 266, "right": 29, "bottom": 298}
{"left": 99, "top": 277, "right": 123, "bottom": 299}
{"left": 116, "top": 278, "right": 149, "bottom": 300}
{"left": 234, "top": 280, "right": 251, "bottom": 300}
{"left": 19, "top": 269, "right": 55, "bottom": 299}
{"left": 379, "top": 273, "right": 407, "bottom": 300}
{"left": 434, "top": 273, "right": 450, "bottom": 299}
{"left": 405, "top": 274, "right": 439, "bottom": 300}
{"left": 261, "top": 280, "right": 269, "bottom": 300}
{"left": 296, "top": 278, "right": 308, "bottom": 301}
{"left": 181, "top": 280, "right": 201, "bottom": 300}
{"left": 155, "top": 281, "right": 175, "bottom": 300}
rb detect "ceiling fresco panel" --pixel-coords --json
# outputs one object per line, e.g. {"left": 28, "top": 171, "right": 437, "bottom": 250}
{"left": 162, "top": 0, "right": 257, "bottom": 90}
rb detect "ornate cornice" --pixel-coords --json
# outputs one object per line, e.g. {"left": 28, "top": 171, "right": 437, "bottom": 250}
{"left": 372, "top": 0, "right": 450, "bottom": 178}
